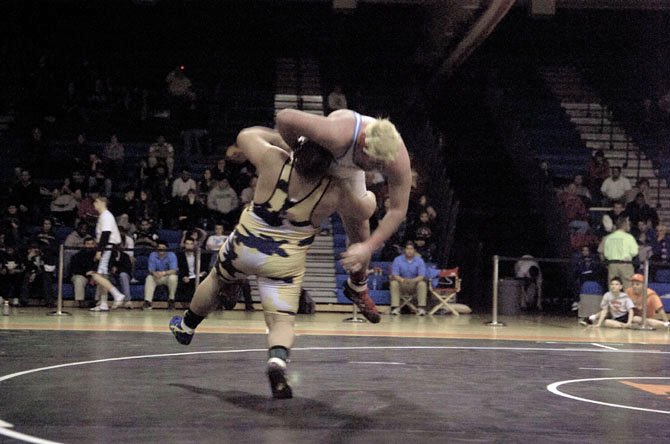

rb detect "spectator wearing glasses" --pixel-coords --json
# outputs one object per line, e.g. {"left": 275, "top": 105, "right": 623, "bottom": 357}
{"left": 143, "top": 240, "right": 178, "bottom": 310}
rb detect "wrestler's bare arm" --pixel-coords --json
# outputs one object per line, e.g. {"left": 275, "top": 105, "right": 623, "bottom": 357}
{"left": 275, "top": 108, "right": 350, "bottom": 157}
{"left": 236, "top": 126, "right": 289, "bottom": 168}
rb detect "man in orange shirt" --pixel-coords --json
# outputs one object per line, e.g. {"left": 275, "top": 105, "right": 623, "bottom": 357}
{"left": 626, "top": 274, "right": 670, "bottom": 329}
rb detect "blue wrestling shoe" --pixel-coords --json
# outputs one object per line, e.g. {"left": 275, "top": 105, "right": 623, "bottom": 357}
{"left": 169, "top": 315, "right": 194, "bottom": 345}
{"left": 267, "top": 358, "right": 293, "bottom": 399}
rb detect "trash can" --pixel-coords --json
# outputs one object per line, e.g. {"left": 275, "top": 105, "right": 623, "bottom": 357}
{"left": 499, "top": 278, "right": 522, "bottom": 315}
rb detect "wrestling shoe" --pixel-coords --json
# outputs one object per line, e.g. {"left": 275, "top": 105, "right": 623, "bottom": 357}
{"left": 169, "top": 315, "right": 194, "bottom": 345}
{"left": 342, "top": 281, "right": 381, "bottom": 324}
{"left": 267, "top": 358, "right": 292, "bottom": 399}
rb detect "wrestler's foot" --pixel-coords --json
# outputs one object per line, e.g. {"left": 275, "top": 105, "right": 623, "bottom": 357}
{"left": 267, "top": 358, "right": 292, "bottom": 399}
{"left": 343, "top": 281, "right": 381, "bottom": 324}
{"left": 169, "top": 315, "right": 194, "bottom": 345}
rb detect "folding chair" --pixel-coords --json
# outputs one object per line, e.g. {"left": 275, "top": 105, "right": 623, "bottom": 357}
{"left": 428, "top": 267, "right": 461, "bottom": 316}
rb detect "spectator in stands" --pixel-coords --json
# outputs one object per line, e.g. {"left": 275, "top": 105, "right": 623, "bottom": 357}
{"left": 19, "top": 240, "right": 56, "bottom": 307}
{"left": 109, "top": 244, "right": 133, "bottom": 309}
{"left": 558, "top": 183, "right": 591, "bottom": 234}
{"left": 34, "top": 218, "right": 57, "bottom": 254}
{"left": 49, "top": 187, "right": 78, "bottom": 226}
{"left": 0, "top": 204, "right": 23, "bottom": 247}
{"left": 538, "top": 159, "right": 556, "bottom": 192}
{"left": 600, "top": 201, "right": 627, "bottom": 235}
{"left": 114, "top": 187, "right": 138, "bottom": 232}
{"left": 573, "top": 245, "right": 603, "bottom": 309}
{"left": 88, "top": 78, "right": 109, "bottom": 108}
{"left": 197, "top": 168, "right": 215, "bottom": 199}
{"left": 133, "top": 218, "right": 159, "bottom": 249}
{"left": 205, "top": 223, "right": 226, "bottom": 269}
{"left": 10, "top": 170, "right": 42, "bottom": 225}
{"left": 166, "top": 66, "right": 192, "bottom": 99}
{"left": 588, "top": 150, "right": 610, "bottom": 201}
{"left": 172, "top": 169, "right": 197, "bottom": 200}
{"left": 149, "top": 165, "right": 173, "bottom": 227}
{"left": 69, "top": 170, "right": 89, "bottom": 195}
{"left": 650, "top": 224, "right": 670, "bottom": 266}
{"left": 143, "top": 240, "right": 178, "bottom": 310}
{"left": 88, "top": 168, "right": 112, "bottom": 198}
{"left": 626, "top": 274, "right": 670, "bottom": 329}
{"left": 598, "top": 215, "right": 638, "bottom": 290}
{"left": 102, "top": 133, "right": 125, "bottom": 181}
{"left": 177, "top": 237, "right": 206, "bottom": 302}
{"left": 600, "top": 166, "right": 631, "bottom": 206}
{"left": 0, "top": 242, "right": 25, "bottom": 307}
{"left": 180, "top": 227, "right": 208, "bottom": 249}
{"left": 631, "top": 219, "right": 654, "bottom": 265}
{"left": 22, "top": 127, "right": 47, "bottom": 173}
{"left": 176, "top": 189, "right": 205, "bottom": 231}
{"left": 240, "top": 176, "right": 257, "bottom": 206}
{"left": 225, "top": 144, "right": 255, "bottom": 195}
{"left": 571, "top": 173, "right": 592, "bottom": 207}
{"left": 207, "top": 178, "right": 240, "bottom": 230}
{"left": 69, "top": 236, "right": 98, "bottom": 308}
{"left": 64, "top": 221, "right": 90, "bottom": 270}
{"left": 625, "top": 193, "right": 658, "bottom": 228}
{"left": 389, "top": 241, "right": 427, "bottom": 316}
{"left": 211, "top": 158, "right": 230, "bottom": 182}
{"left": 326, "top": 84, "right": 348, "bottom": 114}
{"left": 148, "top": 135, "right": 175, "bottom": 177}
{"left": 135, "top": 190, "right": 160, "bottom": 226}
{"left": 626, "top": 178, "right": 651, "bottom": 204}
{"left": 514, "top": 255, "right": 543, "bottom": 311}
{"left": 70, "top": 134, "right": 92, "bottom": 175}
{"left": 77, "top": 189, "right": 100, "bottom": 226}
{"left": 180, "top": 92, "right": 209, "bottom": 157}
{"left": 60, "top": 82, "right": 86, "bottom": 131}
{"left": 580, "top": 277, "right": 634, "bottom": 329}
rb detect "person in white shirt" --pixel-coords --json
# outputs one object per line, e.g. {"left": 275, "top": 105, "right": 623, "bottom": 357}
{"left": 205, "top": 223, "right": 226, "bottom": 270}
{"left": 600, "top": 166, "right": 632, "bottom": 205}
{"left": 171, "top": 169, "right": 197, "bottom": 199}
{"left": 88, "top": 197, "right": 126, "bottom": 311}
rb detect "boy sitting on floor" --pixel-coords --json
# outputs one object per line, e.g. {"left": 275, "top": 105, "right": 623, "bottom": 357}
{"left": 580, "top": 276, "right": 634, "bottom": 329}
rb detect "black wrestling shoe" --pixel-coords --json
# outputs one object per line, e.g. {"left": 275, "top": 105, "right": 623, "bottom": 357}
{"left": 267, "top": 358, "right": 293, "bottom": 399}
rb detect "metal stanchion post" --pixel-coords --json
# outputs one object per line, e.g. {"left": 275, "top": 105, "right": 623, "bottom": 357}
{"left": 48, "top": 244, "right": 71, "bottom": 317}
{"left": 195, "top": 247, "right": 202, "bottom": 287}
{"left": 486, "top": 255, "right": 505, "bottom": 326}
{"left": 637, "top": 260, "right": 654, "bottom": 331}
{"left": 343, "top": 304, "right": 365, "bottom": 323}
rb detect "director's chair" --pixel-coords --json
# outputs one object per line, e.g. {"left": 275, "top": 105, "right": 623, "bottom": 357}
{"left": 428, "top": 267, "right": 461, "bottom": 316}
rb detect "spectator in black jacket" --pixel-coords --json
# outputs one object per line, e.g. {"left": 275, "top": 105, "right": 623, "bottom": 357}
{"left": 109, "top": 244, "right": 133, "bottom": 309}
{"left": 177, "top": 237, "right": 206, "bottom": 301}
{"left": 19, "top": 240, "right": 56, "bottom": 307}
{"left": 69, "top": 237, "right": 98, "bottom": 308}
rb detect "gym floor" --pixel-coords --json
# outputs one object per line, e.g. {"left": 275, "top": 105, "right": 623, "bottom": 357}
{"left": 1, "top": 308, "right": 669, "bottom": 443}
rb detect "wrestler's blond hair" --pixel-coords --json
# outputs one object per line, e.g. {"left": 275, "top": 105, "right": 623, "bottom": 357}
{"left": 363, "top": 118, "right": 400, "bottom": 162}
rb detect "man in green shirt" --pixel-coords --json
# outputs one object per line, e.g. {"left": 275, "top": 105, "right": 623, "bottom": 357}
{"left": 598, "top": 215, "right": 638, "bottom": 289}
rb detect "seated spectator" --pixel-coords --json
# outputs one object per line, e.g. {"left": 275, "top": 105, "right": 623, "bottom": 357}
{"left": 558, "top": 183, "right": 590, "bottom": 235}
{"left": 119, "top": 226, "right": 136, "bottom": 283}
{"left": 631, "top": 219, "right": 654, "bottom": 264}
{"left": 69, "top": 236, "right": 98, "bottom": 308}
{"left": 148, "top": 135, "right": 175, "bottom": 177}
{"left": 180, "top": 227, "right": 208, "bottom": 249}
{"left": 205, "top": 223, "right": 226, "bottom": 269}
{"left": 588, "top": 150, "right": 610, "bottom": 201}
{"left": 225, "top": 144, "right": 255, "bottom": 195}
{"left": 88, "top": 168, "right": 112, "bottom": 198}
{"left": 625, "top": 178, "right": 651, "bottom": 204}
{"left": 70, "top": 134, "right": 92, "bottom": 175}
{"left": 109, "top": 244, "right": 133, "bottom": 309}
{"left": 69, "top": 170, "right": 89, "bottom": 195}
{"left": 148, "top": 165, "right": 173, "bottom": 226}
{"left": 240, "top": 176, "right": 257, "bottom": 206}
{"left": 600, "top": 201, "right": 627, "bottom": 235}
{"left": 33, "top": 217, "right": 58, "bottom": 254}
{"left": 572, "top": 245, "right": 604, "bottom": 310}
{"left": 10, "top": 169, "right": 43, "bottom": 225}
{"left": 326, "top": 84, "right": 348, "bottom": 114}
{"left": 580, "top": 277, "right": 634, "bottom": 328}
{"left": 177, "top": 237, "right": 207, "bottom": 301}
{"left": 176, "top": 189, "right": 205, "bottom": 231}
{"left": 571, "top": 173, "right": 592, "bottom": 207}
{"left": 172, "top": 169, "right": 197, "bottom": 200}
{"left": 600, "top": 166, "right": 631, "bottom": 206}
{"left": 207, "top": 179, "right": 240, "bottom": 230}
{"left": 133, "top": 218, "right": 159, "bottom": 249}
{"left": 143, "top": 240, "right": 178, "bottom": 310}
{"left": 197, "top": 168, "right": 215, "bottom": 199}
{"left": 514, "top": 255, "right": 543, "bottom": 310}
{"left": 626, "top": 274, "right": 670, "bottom": 329}
{"left": 650, "top": 224, "right": 670, "bottom": 268}
{"left": 19, "top": 241, "right": 56, "bottom": 307}
{"left": 114, "top": 187, "right": 138, "bottom": 232}
{"left": 0, "top": 242, "right": 25, "bottom": 306}
{"left": 135, "top": 190, "right": 160, "bottom": 225}
{"left": 211, "top": 158, "right": 230, "bottom": 182}
{"left": 102, "top": 133, "right": 125, "bottom": 181}
{"left": 389, "top": 241, "right": 427, "bottom": 316}
{"left": 625, "top": 193, "right": 658, "bottom": 228}
{"left": 77, "top": 189, "right": 100, "bottom": 226}
{"left": 49, "top": 187, "right": 78, "bottom": 226}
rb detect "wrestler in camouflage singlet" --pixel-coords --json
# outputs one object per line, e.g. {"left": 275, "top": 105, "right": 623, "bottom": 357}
{"left": 215, "top": 155, "right": 330, "bottom": 315}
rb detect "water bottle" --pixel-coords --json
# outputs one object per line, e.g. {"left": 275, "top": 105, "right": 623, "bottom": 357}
{"left": 2, "top": 300, "right": 9, "bottom": 316}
